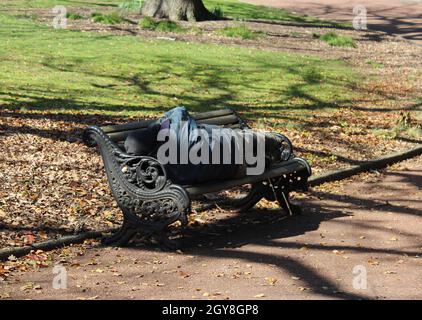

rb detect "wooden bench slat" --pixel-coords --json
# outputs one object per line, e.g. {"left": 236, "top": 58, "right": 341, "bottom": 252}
{"left": 196, "top": 114, "right": 242, "bottom": 126}
{"left": 101, "top": 119, "right": 153, "bottom": 134}
{"left": 192, "top": 108, "right": 235, "bottom": 120}
{"left": 102, "top": 109, "right": 244, "bottom": 142}
{"left": 107, "top": 122, "right": 246, "bottom": 143}
{"left": 185, "top": 159, "right": 306, "bottom": 195}
{"left": 101, "top": 109, "right": 240, "bottom": 135}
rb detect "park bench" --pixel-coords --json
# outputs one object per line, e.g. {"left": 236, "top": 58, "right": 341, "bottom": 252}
{"left": 83, "top": 109, "right": 312, "bottom": 247}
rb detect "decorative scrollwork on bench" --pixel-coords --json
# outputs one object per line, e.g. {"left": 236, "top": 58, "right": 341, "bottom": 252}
{"left": 83, "top": 126, "right": 190, "bottom": 233}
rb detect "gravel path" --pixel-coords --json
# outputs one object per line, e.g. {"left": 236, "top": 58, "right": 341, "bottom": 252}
{"left": 1, "top": 156, "right": 420, "bottom": 300}
{"left": 243, "top": 0, "right": 422, "bottom": 44}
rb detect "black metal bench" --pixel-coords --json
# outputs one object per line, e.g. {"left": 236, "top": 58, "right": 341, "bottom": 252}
{"left": 83, "top": 109, "right": 311, "bottom": 247}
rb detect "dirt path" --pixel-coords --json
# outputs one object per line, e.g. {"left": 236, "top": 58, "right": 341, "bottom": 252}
{"left": 243, "top": 0, "right": 422, "bottom": 44}
{"left": 1, "top": 156, "right": 420, "bottom": 300}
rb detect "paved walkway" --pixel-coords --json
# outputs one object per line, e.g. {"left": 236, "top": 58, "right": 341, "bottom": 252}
{"left": 244, "top": 0, "right": 422, "bottom": 44}
{"left": 2, "top": 156, "right": 421, "bottom": 300}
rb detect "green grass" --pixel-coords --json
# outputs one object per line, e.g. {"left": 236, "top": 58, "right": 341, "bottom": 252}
{"left": 365, "top": 60, "right": 384, "bottom": 69}
{"left": 218, "top": 25, "right": 264, "bottom": 40}
{"left": 14, "top": 12, "right": 39, "bottom": 21}
{"left": 119, "top": 0, "right": 143, "bottom": 11}
{"left": 0, "top": 13, "right": 359, "bottom": 120}
{"left": 315, "top": 32, "right": 357, "bottom": 48}
{"left": 155, "top": 20, "right": 183, "bottom": 32}
{"left": 66, "top": 12, "right": 83, "bottom": 20}
{"left": 91, "top": 12, "right": 123, "bottom": 24}
{"left": 139, "top": 16, "right": 158, "bottom": 30}
{"left": 139, "top": 17, "right": 184, "bottom": 32}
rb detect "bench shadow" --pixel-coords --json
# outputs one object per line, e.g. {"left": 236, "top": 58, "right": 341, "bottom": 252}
{"left": 123, "top": 198, "right": 373, "bottom": 299}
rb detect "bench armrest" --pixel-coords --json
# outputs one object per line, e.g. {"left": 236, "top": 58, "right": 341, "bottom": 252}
{"left": 83, "top": 125, "right": 190, "bottom": 229}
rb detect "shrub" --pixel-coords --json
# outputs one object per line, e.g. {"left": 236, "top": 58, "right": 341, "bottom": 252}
{"left": 317, "top": 32, "right": 357, "bottom": 48}
{"left": 218, "top": 25, "right": 264, "bottom": 40}
{"left": 91, "top": 12, "right": 123, "bottom": 24}
{"left": 119, "top": 0, "right": 143, "bottom": 11}
{"left": 155, "top": 20, "right": 183, "bottom": 32}
{"left": 139, "top": 17, "right": 184, "bottom": 32}
{"left": 212, "top": 6, "right": 224, "bottom": 19}
{"left": 66, "top": 12, "right": 83, "bottom": 20}
{"left": 139, "top": 16, "right": 157, "bottom": 30}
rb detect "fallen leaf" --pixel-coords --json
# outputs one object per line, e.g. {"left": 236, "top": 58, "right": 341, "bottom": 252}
{"left": 20, "top": 282, "right": 35, "bottom": 291}
{"left": 368, "top": 259, "right": 379, "bottom": 266}
{"left": 0, "top": 293, "right": 10, "bottom": 299}
{"left": 24, "top": 234, "right": 35, "bottom": 245}
{"left": 264, "top": 277, "right": 277, "bottom": 286}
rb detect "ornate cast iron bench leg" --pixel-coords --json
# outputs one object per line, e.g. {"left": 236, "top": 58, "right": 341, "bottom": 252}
{"left": 83, "top": 126, "right": 191, "bottom": 247}
{"left": 231, "top": 183, "right": 266, "bottom": 213}
{"left": 275, "top": 191, "right": 302, "bottom": 216}
{"left": 229, "top": 181, "right": 301, "bottom": 216}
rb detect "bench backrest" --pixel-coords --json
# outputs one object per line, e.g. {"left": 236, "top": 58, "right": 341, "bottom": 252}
{"left": 100, "top": 108, "right": 248, "bottom": 143}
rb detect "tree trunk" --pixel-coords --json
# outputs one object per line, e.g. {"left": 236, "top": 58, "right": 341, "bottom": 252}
{"left": 141, "top": 0, "right": 215, "bottom": 21}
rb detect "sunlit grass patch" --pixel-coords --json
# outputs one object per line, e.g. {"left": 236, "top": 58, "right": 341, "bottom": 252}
{"left": 66, "top": 12, "right": 84, "bottom": 20}
{"left": 218, "top": 25, "right": 264, "bottom": 40}
{"left": 91, "top": 12, "right": 123, "bottom": 24}
{"left": 139, "top": 17, "right": 184, "bottom": 32}
{"left": 118, "top": 0, "right": 143, "bottom": 11}
{"left": 314, "top": 32, "right": 357, "bottom": 48}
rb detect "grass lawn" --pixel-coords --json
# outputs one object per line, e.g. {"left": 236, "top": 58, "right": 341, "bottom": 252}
{"left": 0, "top": 13, "right": 358, "bottom": 125}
